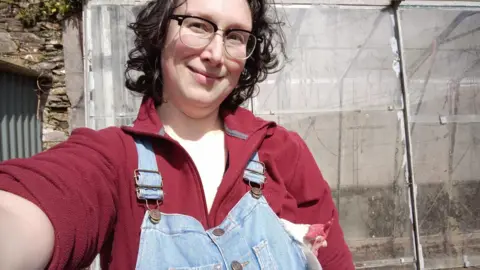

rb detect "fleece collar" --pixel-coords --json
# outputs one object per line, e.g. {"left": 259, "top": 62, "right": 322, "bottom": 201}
{"left": 124, "top": 97, "right": 275, "bottom": 140}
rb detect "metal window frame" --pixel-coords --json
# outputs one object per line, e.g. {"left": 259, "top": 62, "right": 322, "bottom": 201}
{"left": 82, "top": 0, "right": 480, "bottom": 269}
{"left": 83, "top": 0, "right": 480, "bottom": 6}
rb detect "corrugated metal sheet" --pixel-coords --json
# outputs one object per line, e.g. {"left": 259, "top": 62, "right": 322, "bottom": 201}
{"left": 0, "top": 71, "right": 42, "bottom": 161}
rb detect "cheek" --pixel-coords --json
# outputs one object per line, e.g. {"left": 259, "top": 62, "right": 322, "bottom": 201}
{"left": 226, "top": 60, "right": 246, "bottom": 80}
{"left": 162, "top": 26, "right": 198, "bottom": 64}
{"left": 162, "top": 38, "right": 199, "bottom": 79}
{"left": 173, "top": 40, "right": 200, "bottom": 59}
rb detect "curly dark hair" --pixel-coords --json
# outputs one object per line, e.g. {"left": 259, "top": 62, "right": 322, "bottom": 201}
{"left": 125, "top": 0, "right": 287, "bottom": 111}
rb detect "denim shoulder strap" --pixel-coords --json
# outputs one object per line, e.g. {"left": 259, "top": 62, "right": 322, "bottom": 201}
{"left": 134, "top": 137, "right": 164, "bottom": 201}
{"left": 243, "top": 151, "right": 266, "bottom": 185}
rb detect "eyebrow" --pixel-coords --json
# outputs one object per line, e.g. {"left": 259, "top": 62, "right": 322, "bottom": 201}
{"left": 184, "top": 11, "right": 252, "bottom": 31}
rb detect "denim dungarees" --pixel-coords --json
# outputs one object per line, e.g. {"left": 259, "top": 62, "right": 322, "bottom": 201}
{"left": 133, "top": 137, "right": 317, "bottom": 270}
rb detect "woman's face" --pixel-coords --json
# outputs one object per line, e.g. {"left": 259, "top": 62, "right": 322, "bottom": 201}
{"left": 160, "top": 0, "right": 252, "bottom": 118}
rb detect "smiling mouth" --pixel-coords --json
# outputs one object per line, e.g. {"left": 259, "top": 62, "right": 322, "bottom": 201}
{"left": 188, "top": 66, "right": 222, "bottom": 80}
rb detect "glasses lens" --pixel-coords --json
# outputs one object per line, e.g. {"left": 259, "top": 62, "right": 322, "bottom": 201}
{"left": 179, "top": 17, "right": 214, "bottom": 48}
{"left": 224, "top": 31, "right": 257, "bottom": 59}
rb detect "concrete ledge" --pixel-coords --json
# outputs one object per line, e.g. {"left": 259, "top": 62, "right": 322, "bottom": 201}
{"left": 0, "top": 58, "right": 39, "bottom": 78}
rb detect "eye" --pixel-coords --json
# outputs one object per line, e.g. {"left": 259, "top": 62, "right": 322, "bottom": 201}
{"left": 226, "top": 31, "right": 248, "bottom": 44}
{"left": 184, "top": 18, "right": 212, "bottom": 34}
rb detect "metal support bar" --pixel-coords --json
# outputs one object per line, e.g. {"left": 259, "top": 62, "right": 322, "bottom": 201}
{"left": 355, "top": 257, "right": 415, "bottom": 269}
{"left": 87, "top": 0, "right": 393, "bottom": 6}
{"left": 401, "top": 0, "right": 480, "bottom": 8}
{"left": 392, "top": 3, "right": 425, "bottom": 270}
{"left": 85, "top": 0, "right": 480, "bottom": 7}
{"left": 410, "top": 114, "right": 480, "bottom": 124}
{"left": 254, "top": 107, "right": 401, "bottom": 115}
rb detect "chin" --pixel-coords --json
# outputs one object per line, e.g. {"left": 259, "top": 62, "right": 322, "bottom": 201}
{"left": 185, "top": 86, "right": 230, "bottom": 106}
{"left": 181, "top": 95, "right": 225, "bottom": 117}
{"left": 181, "top": 105, "right": 218, "bottom": 119}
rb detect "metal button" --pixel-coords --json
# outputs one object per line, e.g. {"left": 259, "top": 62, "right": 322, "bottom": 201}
{"left": 231, "top": 261, "right": 243, "bottom": 270}
{"left": 250, "top": 187, "right": 262, "bottom": 199}
{"left": 212, "top": 228, "right": 225, "bottom": 236}
{"left": 148, "top": 209, "right": 161, "bottom": 224}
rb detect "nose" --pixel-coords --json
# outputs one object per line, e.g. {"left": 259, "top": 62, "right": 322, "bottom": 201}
{"left": 200, "top": 33, "right": 224, "bottom": 66}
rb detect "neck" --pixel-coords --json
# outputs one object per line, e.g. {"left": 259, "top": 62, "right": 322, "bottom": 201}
{"left": 157, "top": 102, "right": 223, "bottom": 141}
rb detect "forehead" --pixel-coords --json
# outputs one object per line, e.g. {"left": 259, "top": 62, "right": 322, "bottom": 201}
{"left": 176, "top": 0, "right": 252, "bottom": 29}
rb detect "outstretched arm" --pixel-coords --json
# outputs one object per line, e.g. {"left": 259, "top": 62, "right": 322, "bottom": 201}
{"left": 0, "top": 127, "right": 125, "bottom": 269}
{"left": 0, "top": 190, "right": 54, "bottom": 269}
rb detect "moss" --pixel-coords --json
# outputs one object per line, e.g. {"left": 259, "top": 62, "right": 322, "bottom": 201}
{"left": 14, "top": 0, "right": 82, "bottom": 27}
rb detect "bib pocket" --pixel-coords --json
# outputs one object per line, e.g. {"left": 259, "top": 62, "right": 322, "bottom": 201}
{"left": 253, "top": 240, "right": 278, "bottom": 270}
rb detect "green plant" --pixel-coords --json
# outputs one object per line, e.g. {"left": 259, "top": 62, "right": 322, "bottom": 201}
{"left": 15, "top": 0, "right": 82, "bottom": 26}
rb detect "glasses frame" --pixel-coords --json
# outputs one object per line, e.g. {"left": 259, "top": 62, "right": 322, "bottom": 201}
{"left": 170, "top": 14, "right": 263, "bottom": 60}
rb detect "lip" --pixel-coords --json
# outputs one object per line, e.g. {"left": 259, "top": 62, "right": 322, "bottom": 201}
{"left": 187, "top": 66, "right": 223, "bottom": 79}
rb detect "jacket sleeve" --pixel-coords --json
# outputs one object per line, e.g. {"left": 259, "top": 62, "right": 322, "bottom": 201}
{"left": 0, "top": 127, "right": 125, "bottom": 269}
{"left": 286, "top": 131, "right": 355, "bottom": 270}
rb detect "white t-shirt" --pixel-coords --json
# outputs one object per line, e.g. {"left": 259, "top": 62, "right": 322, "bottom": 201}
{"left": 170, "top": 131, "right": 225, "bottom": 212}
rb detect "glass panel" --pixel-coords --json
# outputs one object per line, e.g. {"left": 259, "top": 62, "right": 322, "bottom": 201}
{"left": 255, "top": 6, "right": 403, "bottom": 114}
{"left": 400, "top": 6, "right": 480, "bottom": 269}
{"left": 89, "top": 5, "right": 142, "bottom": 130}
{"left": 256, "top": 5, "right": 413, "bottom": 268}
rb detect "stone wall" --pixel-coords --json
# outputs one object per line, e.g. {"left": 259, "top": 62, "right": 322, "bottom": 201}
{"left": 0, "top": 2, "right": 70, "bottom": 149}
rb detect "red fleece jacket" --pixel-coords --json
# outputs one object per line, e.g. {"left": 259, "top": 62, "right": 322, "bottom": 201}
{"left": 0, "top": 98, "right": 354, "bottom": 270}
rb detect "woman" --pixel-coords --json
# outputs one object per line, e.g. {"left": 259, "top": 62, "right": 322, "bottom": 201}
{"left": 0, "top": 0, "right": 354, "bottom": 269}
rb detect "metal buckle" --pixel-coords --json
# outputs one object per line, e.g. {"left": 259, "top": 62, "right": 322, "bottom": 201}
{"left": 134, "top": 170, "right": 164, "bottom": 224}
{"left": 246, "top": 160, "right": 266, "bottom": 175}
{"left": 244, "top": 173, "right": 266, "bottom": 183}
{"left": 135, "top": 187, "right": 163, "bottom": 199}
{"left": 245, "top": 160, "right": 266, "bottom": 184}
{"left": 244, "top": 159, "right": 267, "bottom": 185}
{"left": 134, "top": 169, "right": 163, "bottom": 188}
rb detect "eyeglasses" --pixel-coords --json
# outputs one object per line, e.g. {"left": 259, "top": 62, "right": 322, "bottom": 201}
{"left": 170, "top": 15, "right": 261, "bottom": 60}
